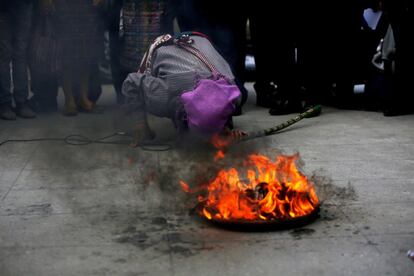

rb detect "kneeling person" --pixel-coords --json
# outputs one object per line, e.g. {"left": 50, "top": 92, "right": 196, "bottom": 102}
{"left": 122, "top": 32, "right": 245, "bottom": 146}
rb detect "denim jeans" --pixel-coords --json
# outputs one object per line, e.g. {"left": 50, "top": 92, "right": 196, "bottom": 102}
{"left": 0, "top": 1, "right": 33, "bottom": 106}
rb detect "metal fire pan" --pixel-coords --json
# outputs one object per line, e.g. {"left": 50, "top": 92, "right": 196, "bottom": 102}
{"left": 200, "top": 205, "right": 320, "bottom": 232}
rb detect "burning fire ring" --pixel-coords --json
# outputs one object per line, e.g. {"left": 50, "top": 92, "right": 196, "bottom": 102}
{"left": 200, "top": 205, "right": 320, "bottom": 232}
{"left": 182, "top": 153, "right": 320, "bottom": 231}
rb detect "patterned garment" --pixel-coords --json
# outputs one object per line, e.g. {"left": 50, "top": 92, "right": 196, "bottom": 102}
{"left": 120, "top": 0, "right": 171, "bottom": 72}
{"left": 122, "top": 35, "right": 236, "bottom": 119}
{"left": 54, "top": 0, "right": 103, "bottom": 70}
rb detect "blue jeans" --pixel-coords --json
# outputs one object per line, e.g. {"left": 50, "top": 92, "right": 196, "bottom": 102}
{"left": 0, "top": 1, "right": 33, "bottom": 106}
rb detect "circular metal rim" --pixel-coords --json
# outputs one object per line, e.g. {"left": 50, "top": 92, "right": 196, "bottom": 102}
{"left": 199, "top": 205, "right": 320, "bottom": 232}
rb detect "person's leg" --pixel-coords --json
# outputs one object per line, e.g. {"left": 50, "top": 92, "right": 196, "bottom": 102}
{"left": 107, "top": 0, "right": 124, "bottom": 104}
{"left": 78, "top": 66, "right": 94, "bottom": 112}
{"left": 29, "top": 70, "right": 58, "bottom": 112}
{"left": 209, "top": 16, "right": 248, "bottom": 111}
{"left": 316, "top": 2, "right": 364, "bottom": 109}
{"left": 0, "top": 10, "right": 12, "bottom": 105}
{"left": 251, "top": 2, "right": 300, "bottom": 113}
{"left": 0, "top": 9, "right": 15, "bottom": 120}
{"left": 109, "top": 32, "right": 124, "bottom": 104}
{"left": 10, "top": 1, "right": 34, "bottom": 117}
{"left": 87, "top": 62, "right": 102, "bottom": 104}
{"left": 299, "top": 2, "right": 324, "bottom": 108}
{"left": 62, "top": 67, "right": 78, "bottom": 116}
{"left": 383, "top": 0, "right": 413, "bottom": 116}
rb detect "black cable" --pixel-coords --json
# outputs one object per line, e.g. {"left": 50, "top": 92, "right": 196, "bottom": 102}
{"left": 0, "top": 105, "right": 320, "bottom": 151}
{"left": 0, "top": 132, "right": 172, "bottom": 152}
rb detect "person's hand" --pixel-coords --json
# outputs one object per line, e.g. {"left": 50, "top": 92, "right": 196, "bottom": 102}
{"left": 222, "top": 128, "right": 247, "bottom": 143}
{"left": 130, "top": 122, "right": 155, "bottom": 148}
{"left": 229, "top": 129, "right": 247, "bottom": 142}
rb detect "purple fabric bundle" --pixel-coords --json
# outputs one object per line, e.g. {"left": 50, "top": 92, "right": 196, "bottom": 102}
{"left": 180, "top": 77, "right": 240, "bottom": 133}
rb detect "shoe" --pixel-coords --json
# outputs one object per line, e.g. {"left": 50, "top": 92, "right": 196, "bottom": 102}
{"left": 268, "top": 99, "right": 303, "bottom": 115}
{"left": 78, "top": 97, "right": 94, "bottom": 113}
{"left": 15, "top": 102, "right": 36, "bottom": 118}
{"left": 254, "top": 82, "right": 279, "bottom": 108}
{"left": 0, "top": 104, "right": 17, "bottom": 120}
{"left": 62, "top": 104, "right": 78, "bottom": 116}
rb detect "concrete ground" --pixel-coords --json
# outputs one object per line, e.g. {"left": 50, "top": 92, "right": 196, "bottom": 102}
{"left": 1, "top": 84, "right": 413, "bottom": 276}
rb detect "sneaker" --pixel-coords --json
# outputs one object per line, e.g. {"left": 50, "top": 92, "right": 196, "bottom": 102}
{"left": 15, "top": 102, "right": 36, "bottom": 118}
{"left": 0, "top": 104, "right": 17, "bottom": 120}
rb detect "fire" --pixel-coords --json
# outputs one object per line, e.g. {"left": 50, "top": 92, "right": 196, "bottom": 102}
{"left": 214, "top": 150, "right": 225, "bottom": 161}
{"left": 211, "top": 133, "right": 232, "bottom": 161}
{"left": 211, "top": 133, "right": 232, "bottom": 150}
{"left": 180, "top": 180, "right": 190, "bottom": 193}
{"left": 182, "top": 153, "right": 319, "bottom": 221}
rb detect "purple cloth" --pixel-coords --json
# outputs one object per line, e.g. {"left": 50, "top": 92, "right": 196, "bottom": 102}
{"left": 180, "top": 77, "right": 240, "bottom": 133}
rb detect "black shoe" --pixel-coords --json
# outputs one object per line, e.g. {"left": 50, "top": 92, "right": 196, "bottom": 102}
{"left": 269, "top": 99, "right": 303, "bottom": 115}
{"left": 254, "top": 82, "right": 279, "bottom": 108}
{"left": 0, "top": 104, "right": 16, "bottom": 120}
{"left": 15, "top": 102, "right": 36, "bottom": 118}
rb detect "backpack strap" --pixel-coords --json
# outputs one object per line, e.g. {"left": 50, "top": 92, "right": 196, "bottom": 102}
{"left": 138, "top": 34, "right": 173, "bottom": 73}
{"left": 139, "top": 32, "right": 222, "bottom": 77}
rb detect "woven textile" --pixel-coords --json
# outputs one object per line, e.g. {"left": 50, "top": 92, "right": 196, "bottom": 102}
{"left": 54, "top": 0, "right": 103, "bottom": 70}
{"left": 120, "top": 0, "right": 169, "bottom": 72}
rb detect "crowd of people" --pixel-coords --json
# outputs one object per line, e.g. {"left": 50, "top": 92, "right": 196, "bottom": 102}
{"left": 0, "top": 0, "right": 412, "bottom": 121}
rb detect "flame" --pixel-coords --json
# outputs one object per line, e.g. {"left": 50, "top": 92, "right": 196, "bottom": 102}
{"left": 210, "top": 133, "right": 232, "bottom": 161}
{"left": 211, "top": 133, "right": 232, "bottom": 150}
{"left": 180, "top": 180, "right": 190, "bottom": 193}
{"left": 183, "top": 153, "right": 319, "bottom": 221}
{"left": 214, "top": 150, "right": 225, "bottom": 161}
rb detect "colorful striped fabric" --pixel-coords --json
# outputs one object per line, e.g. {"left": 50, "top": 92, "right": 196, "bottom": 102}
{"left": 120, "top": 0, "right": 170, "bottom": 72}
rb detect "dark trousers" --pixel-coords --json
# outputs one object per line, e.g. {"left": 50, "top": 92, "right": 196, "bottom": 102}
{"left": 250, "top": 2, "right": 363, "bottom": 104}
{"left": 384, "top": 0, "right": 412, "bottom": 106}
{"left": 105, "top": 0, "right": 125, "bottom": 103}
{"left": 0, "top": 1, "right": 33, "bottom": 105}
{"left": 250, "top": 3, "right": 299, "bottom": 92}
